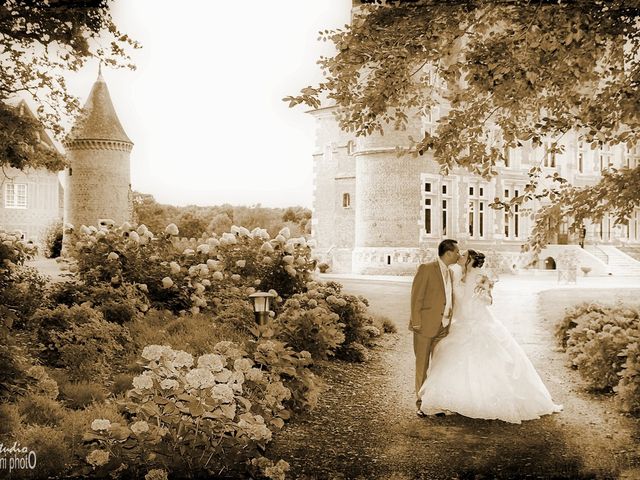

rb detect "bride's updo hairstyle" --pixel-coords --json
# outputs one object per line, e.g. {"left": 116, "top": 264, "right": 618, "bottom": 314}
{"left": 466, "top": 249, "right": 486, "bottom": 269}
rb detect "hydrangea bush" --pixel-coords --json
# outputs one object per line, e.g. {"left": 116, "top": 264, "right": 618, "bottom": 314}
{"left": 84, "top": 342, "right": 312, "bottom": 478}
{"left": 67, "top": 222, "right": 316, "bottom": 315}
{"left": 557, "top": 302, "right": 640, "bottom": 414}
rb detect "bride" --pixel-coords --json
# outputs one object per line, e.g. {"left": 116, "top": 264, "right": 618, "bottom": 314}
{"left": 418, "top": 249, "right": 563, "bottom": 423}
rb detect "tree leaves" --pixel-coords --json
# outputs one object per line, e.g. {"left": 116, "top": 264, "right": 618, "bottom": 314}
{"left": 0, "top": 0, "right": 139, "bottom": 171}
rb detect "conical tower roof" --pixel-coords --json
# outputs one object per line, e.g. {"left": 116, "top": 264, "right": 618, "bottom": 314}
{"left": 66, "top": 67, "right": 132, "bottom": 145}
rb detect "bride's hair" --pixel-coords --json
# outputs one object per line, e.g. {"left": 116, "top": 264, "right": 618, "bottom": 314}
{"left": 466, "top": 249, "right": 486, "bottom": 269}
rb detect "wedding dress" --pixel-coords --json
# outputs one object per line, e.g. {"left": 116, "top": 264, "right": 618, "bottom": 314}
{"left": 418, "top": 266, "right": 563, "bottom": 424}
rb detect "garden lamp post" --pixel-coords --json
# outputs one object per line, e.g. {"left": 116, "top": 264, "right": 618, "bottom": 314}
{"left": 248, "top": 291, "right": 274, "bottom": 325}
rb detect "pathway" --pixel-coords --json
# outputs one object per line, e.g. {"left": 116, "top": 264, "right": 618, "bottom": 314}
{"left": 271, "top": 274, "right": 640, "bottom": 479}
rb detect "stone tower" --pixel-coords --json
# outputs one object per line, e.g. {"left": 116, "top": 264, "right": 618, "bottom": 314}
{"left": 63, "top": 68, "right": 133, "bottom": 235}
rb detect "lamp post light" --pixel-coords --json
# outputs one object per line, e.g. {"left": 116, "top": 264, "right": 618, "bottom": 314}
{"left": 248, "top": 291, "right": 275, "bottom": 325}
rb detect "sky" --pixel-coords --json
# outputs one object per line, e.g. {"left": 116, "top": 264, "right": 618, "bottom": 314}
{"left": 63, "top": 1, "right": 351, "bottom": 209}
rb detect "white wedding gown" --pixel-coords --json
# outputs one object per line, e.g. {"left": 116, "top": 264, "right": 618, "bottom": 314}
{"left": 419, "top": 266, "right": 563, "bottom": 424}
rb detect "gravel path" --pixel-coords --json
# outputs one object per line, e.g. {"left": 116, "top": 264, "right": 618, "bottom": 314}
{"left": 270, "top": 275, "right": 640, "bottom": 479}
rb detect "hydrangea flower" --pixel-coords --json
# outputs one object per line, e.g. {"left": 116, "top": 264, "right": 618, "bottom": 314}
{"left": 212, "top": 271, "right": 224, "bottom": 281}
{"left": 197, "top": 244, "right": 210, "bottom": 255}
{"left": 173, "top": 351, "right": 194, "bottom": 368}
{"left": 236, "top": 259, "right": 246, "bottom": 268}
{"left": 231, "top": 274, "right": 241, "bottom": 282}
{"left": 260, "top": 242, "right": 275, "bottom": 253}
{"left": 133, "top": 374, "right": 154, "bottom": 390}
{"left": 284, "top": 265, "right": 297, "bottom": 277}
{"left": 137, "top": 224, "right": 149, "bottom": 236}
{"left": 165, "top": 223, "right": 179, "bottom": 236}
{"left": 211, "top": 383, "right": 235, "bottom": 403}
{"left": 128, "top": 231, "right": 141, "bottom": 243}
{"left": 278, "top": 227, "right": 291, "bottom": 239}
{"left": 130, "top": 420, "right": 150, "bottom": 435}
{"left": 107, "top": 252, "right": 119, "bottom": 261}
{"left": 197, "top": 353, "right": 225, "bottom": 372}
{"left": 91, "top": 419, "right": 112, "bottom": 431}
{"left": 86, "top": 449, "right": 110, "bottom": 467}
{"left": 160, "top": 379, "right": 179, "bottom": 390}
{"left": 282, "top": 255, "right": 294, "bottom": 265}
{"left": 245, "top": 368, "right": 264, "bottom": 383}
{"left": 161, "top": 277, "right": 174, "bottom": 289}
{"left": 185, "top": 368, "right": 216, "bottom": 389}
{"left": 214, "top": 368, "right": 233, "bottom": 383}
{"left": 142, "top": 345, "right": 172, "bottom": 361}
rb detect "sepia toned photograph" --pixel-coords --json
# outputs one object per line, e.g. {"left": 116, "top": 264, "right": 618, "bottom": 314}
{"left": 1, "top": 0, "right": 639, "bottom": 478}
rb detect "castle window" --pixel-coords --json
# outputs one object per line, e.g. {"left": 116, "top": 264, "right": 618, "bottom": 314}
{"left": 441, "top": 184, "right": 447, "bottom": 195}
{"left": 424, "top": 182, "right": 432, "bottom": 192}
{"left": 425, "top": 205, "right": 432, "bottom": 234}
{"left": 468, "top": 182, "right": 487, "bottom": 239}
{"left": 503, "top": 187, "right": 522, "bottom": 239}
{"left": 346, "top": 140, "right": 355, "bottom": 155}
{"left": 342, "top": 193, "right": 351, "bottom": 208}
{"left": 442, "top": 200, "right": 448, "bottom": 235}
{"left": 5, "top": 183, "right": 27, "bottom": 209}
{"left": 599, "top": 145, "right": 613, "bottom": 172}
{"left": 387, "top": 255, "right": 391, "bottom": 265}
{"left": 544, "top": 141, "right": 557, "bottom": 168}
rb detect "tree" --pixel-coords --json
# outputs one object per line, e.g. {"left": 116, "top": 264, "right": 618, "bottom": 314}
{"left": 286, "top": 0, "right": 640, "bottom": 253}
{"left": 0, "top": 0, "right": 139, "bottom": 172}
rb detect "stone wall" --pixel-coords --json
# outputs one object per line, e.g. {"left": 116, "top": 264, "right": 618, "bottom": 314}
{"left": 63, "top": 143, "right": 132, "bottom": 230}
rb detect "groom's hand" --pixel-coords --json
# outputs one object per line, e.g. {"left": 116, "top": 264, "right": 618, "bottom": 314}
{"left": 409, "top": 324, "right": 421, "bottom": 333}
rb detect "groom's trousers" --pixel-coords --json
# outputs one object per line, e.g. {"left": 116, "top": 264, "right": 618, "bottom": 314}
{"left": 414, "top": 323, "right": 449, "bottom": 405}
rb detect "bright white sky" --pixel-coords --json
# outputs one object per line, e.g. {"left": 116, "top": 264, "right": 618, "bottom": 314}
{"left": 64, "top": 1, "right": 351, "bottom": 208}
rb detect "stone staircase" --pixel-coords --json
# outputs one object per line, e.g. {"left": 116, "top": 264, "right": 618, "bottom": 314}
{"left": 587, "top": 245, "right": 640, "bottom": 276}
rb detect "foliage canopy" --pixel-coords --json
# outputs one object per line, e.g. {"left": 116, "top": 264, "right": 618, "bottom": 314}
{"left": 287, "top": 0, "right": 640, "bottom": 252}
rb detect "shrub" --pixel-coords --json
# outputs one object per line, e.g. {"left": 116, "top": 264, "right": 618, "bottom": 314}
{"left": 615, "top": 341, "right": 640, "bottom": 414}
{"left": 317, "top": 262, "right": 330, "bottom": 273}
{"left": 17, "top": 394, "right": 66, "bottom": 426}
{"left": 61, "top": 381, "right": 108, "bottom": 409}
{"left": 15, "top": 425, "right": 69, "bottom": 479}
{"left": 555, "top": 302, "right": 607, "bottom": 349}
{"left": 374, "top": 314, "right": 397, "bottom": 334}
{"left": 25, "top": 365, "right": 59, "bottom": 400}
{"left": 0, "top": 403, "right": 21, "bottom": 437}
{"left": 43, "top": 220, "right": 63, "bottom": 258}
{"left": 111, "top": 373, "right": 133, "bottom": 396}
{"left": 84, "top": 344, "right": 302, "bottom": 478}
{"left": 0, "top": 266, "right": 48, "bottom": 327}
{"left": 50, "top": 316, "right": 133, "bottom": 381}
{"left": 46, "top": 281, "right": 149, "bottom": 321}
{"left": 0, "top": 328, "right": 31, "bottom": 401}
{"left": 564, "top": 304, "right": 639, "bottom": 391}
{"left": 339, "top": 342, "right": 370, "bottom": 363}
{"left": 274, "top": 304, "right": 345, "bottom": 360}
{"left": 68, "top": 222, "right": 316, "bottom": 314}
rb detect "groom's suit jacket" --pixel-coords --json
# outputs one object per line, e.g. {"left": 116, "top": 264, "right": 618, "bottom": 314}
{"left": 410, "top": 260, "right": 448, "bottom": 338}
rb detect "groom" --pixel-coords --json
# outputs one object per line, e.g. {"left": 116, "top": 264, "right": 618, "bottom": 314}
{"left": 409, "top": 239, "right": 460, "bottom": 415}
